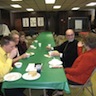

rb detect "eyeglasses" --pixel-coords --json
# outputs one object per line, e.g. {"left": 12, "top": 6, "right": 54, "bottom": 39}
{"left": 66, "top": 34, "right": 74, "bottom": 37}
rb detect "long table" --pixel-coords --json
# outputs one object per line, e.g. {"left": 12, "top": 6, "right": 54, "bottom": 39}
{"left": 2, "top": 32, "right": 70, "bottom": 95}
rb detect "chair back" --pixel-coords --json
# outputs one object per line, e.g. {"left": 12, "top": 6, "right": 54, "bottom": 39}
{"left": 69, "top": 68, "right": 96, "bottom": 96}
{"left": 86, "top": 68, "right": 96, "bottom": 84}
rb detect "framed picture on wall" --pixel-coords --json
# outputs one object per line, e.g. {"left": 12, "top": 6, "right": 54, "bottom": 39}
{"left": 68, "top": 17, "right": 89, "bottom": 32}
{"left": 75, "top": 20, "right": 82, "bottom": 30}
{"left": 37, "top": 17, "right": 44, "bottom": 27}
{"left": 22, "top": 18, "right": 29, "bottom": 27}
{"left": 30, "top": 17, "right": 37, "bottom": 27}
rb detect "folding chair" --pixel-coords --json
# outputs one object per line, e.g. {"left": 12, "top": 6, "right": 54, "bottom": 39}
{"left": 69, "top": 68, "right": 96, "bottom": 96}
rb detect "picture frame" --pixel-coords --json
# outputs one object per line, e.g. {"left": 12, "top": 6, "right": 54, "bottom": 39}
{"left": 75, "top": 20, "right": 82, "bottom": 30}
{"left": 22, "top": 18, "right": 29, "bottom": 27}
{"left": 37, "top": 17, "right": 44, "bottom": 27}
{"left": 30, "top": 17, "right": 37, "bottom": 27}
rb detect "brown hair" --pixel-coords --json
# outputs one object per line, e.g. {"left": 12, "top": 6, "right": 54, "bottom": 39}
{"left": 83, "top": 33, "right": 96, "bottom": 49}
{"left": 1, "top": 36, "right": 14, "bottom": 46}
{"left": 19, "top": 31, "right": 25, "bottom": 37}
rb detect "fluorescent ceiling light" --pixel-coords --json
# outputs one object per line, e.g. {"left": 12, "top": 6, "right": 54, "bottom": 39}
{"left": 71, "top": 7, "right": 80, "bottom": 10}
{"left": 45, "top": 0, "right": 55, "bottom": 4}
{"left": 10, "top": 4, "right": 22, "bottom": 8}
{"left": 53, "top": 5, "right": 61, "bottom": 9}
{"left": 86, "top": 2, "right": 96, "bottom": 6}
{"left": 26, "top": 8, "right": 34, "bottom": 11}
{"left": 11, "top": 0, "right": 22, "bottom": 1}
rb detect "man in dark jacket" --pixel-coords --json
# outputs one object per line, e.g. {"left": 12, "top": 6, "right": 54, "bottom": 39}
{"left": 47, "top": 29, "right": 81, "bottom": 68}
{"left": 46, "top": 29, "right": 83, "bottom": 96}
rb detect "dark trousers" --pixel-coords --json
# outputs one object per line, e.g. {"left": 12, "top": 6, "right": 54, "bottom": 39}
{"left": 0, "top": 83, "right": 25, "bottom": 96}
{"left": 47, "top": 79, "right": 82, "bottom": 96}
{"left": 5, "top": 88, "right": 25, "bottom": 96}
{"left": 0, "top": 83, "right": 3, "bottom": 96}
{"left": 68, "top": 79, "right": 82, "bottom": 85}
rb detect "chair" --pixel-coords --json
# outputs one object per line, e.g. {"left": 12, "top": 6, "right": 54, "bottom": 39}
{"left": 69, "top": 68, "right": 96, "bottom": 96}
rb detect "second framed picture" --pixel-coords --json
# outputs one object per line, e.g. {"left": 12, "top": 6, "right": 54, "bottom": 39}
{"left": 30, "top": 17, "right": 37, "bottom": 27}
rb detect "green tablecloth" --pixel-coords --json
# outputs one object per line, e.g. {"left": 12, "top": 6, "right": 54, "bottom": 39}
{"left": 2, "top": 32, "right": 70, "bottom": 93}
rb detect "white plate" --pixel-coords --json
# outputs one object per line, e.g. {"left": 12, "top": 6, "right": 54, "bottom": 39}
{"left": 22, "top": 73, "right": 41, "bottom": 80}
{"left": 49, "top": 58, "right": 63, "bottom": 66}
{"left": 4, "top": 72, "right": 22, "bottom": 81}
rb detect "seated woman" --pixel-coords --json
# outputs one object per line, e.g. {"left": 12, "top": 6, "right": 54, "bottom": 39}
{"left": 10, "top": 30, "right": 28, "bottom": 63}
{"left": 47, "top": 32, "right": 96, "bottom": 96}
{"left": 17, "top": 31, "right": 27, "bottom": 55}
{"left": 65, "top": 32, "right": 96, "bottom": 85}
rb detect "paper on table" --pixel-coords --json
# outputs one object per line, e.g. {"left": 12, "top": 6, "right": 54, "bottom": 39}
{"left": 49, "top": 64, "right": 63, "bottom": 68}
{"left": 25, "top": 63, "right": 35, "bottom": 71}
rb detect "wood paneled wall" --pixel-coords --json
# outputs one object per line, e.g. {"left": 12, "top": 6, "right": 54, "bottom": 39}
{"left": 0, "top": 9, "right": 92, "bottom": 35}
{"left": 0, "top": 9, "right": 10, "bottom": 29}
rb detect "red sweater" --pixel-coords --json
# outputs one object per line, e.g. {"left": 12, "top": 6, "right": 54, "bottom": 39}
{"left": 65, "top": 48, "right": 96, "bottom": 84}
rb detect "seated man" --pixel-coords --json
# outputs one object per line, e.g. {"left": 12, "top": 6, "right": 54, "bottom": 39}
{"left": 0, "top": 36, "right": 25, "bottom": 96}
{"left": 46, "top": 29, "right": 83, "bottom": 68}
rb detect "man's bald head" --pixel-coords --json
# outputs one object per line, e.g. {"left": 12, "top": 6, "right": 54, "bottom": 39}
{"left": 65, "top": 29, "right": 75, "bottom": 42}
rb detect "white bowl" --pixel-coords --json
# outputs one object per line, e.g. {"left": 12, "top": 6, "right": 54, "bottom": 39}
{"left": 14, "top": 62, "right": 22, "bottom": 68}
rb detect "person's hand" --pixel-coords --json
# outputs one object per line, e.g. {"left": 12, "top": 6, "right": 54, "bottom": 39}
{"left": 9, "top": 48, "right": 18, "bottom": 59}
{"left": 78, "top": 41, "right": 84, "bottom": 47}
{"left": 46, "top": 46, "right": 52, "bottom": 50}
{"left": 49, "top": 51, "right": 60, "bottom": 56}
{"left": 21, "top": 53, "right": 28, "bottom": 59}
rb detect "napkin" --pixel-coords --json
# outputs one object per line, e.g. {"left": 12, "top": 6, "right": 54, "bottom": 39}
{"left": 48, "top": 58, "right": 63, "bottom": 68}
{"left": 30, "top": 45, "right": 36, "bottom": 49}
{"left": 48, "top": 58, "right": 63, "bottom": 65}
{"left": 25, "top": 63, "right": 35, "bottom": 71}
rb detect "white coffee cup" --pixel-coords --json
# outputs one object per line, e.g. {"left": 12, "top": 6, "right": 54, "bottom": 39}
{"left": 38, "top": 43, "right": 41, "bottom": 47}
{"left": 26, "top": 53, "right": 30, "bottom": 58}
{"left": 48, "top": 44, "right": 51, "bottom": 47}
{"left": 34, "top": 40, "right": 38, "bottom": 43}
{"left": 36, "top": 64, "right": 42, "bottom": 73}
